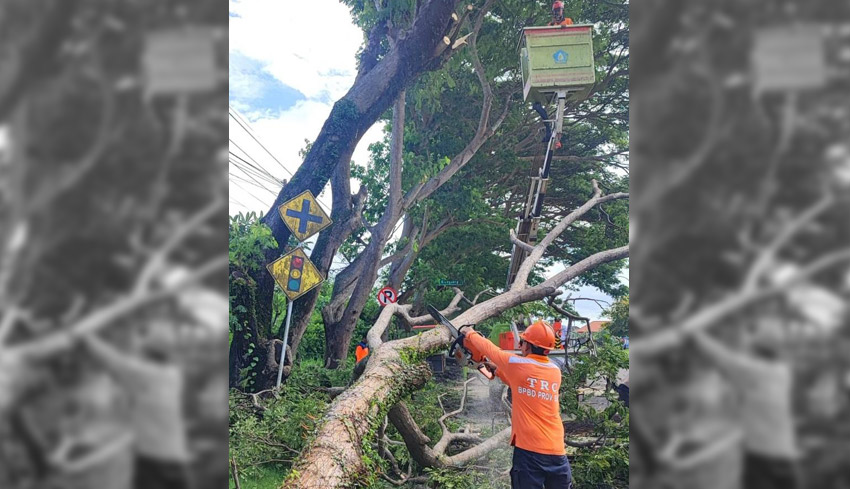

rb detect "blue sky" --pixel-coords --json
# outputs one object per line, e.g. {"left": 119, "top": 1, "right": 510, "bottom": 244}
{"left": 227, "top": 0, "right": 622, "bottom": 320}
{"left": 228, "top": 0, "right": 384, "bottom": 214}
{"left": 229, "top": 52, "right": 305, "bottom": 118}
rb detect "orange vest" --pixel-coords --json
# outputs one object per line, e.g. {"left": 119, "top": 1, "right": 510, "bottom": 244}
{"left": 553, "top": 320, "right": 564, "bottom": 349}
{"left": 355, "top": 344, "right": 369, "bottom": 363}
{"left": 548, "top": 18, "right": 574, "bottom": 26}
{"left": 465, "top": 332, "right": 565, "bottom": 455}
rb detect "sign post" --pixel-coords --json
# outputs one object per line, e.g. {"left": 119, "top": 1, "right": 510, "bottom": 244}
{"left": 267, "top": 190, "right": 331, "bottom": 388}
{"left": 275, "top": 301, "right": 294, "bottom": 388}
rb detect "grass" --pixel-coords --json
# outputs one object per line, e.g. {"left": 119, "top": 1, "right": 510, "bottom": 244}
{"left": 230, "top": 465, "right": 288, "bottom": 489}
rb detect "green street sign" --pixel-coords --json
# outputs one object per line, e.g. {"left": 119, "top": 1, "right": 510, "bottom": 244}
{"left": 438, "top": 279, "right": 464, "bottom": 286}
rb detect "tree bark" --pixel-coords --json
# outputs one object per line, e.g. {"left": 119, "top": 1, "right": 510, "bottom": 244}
{"left": 322, "top": 90, "right": 407, "bottom": 368}
{"left": 250, "top": 0, "right": 466, "bottom": 346}
{"left": 320, "top": 2, "right": 509, "bottom": 367}
{"left": 229, "top": 272, "right": 279, "bottom": 391}
{"left": 285, "top": 236, "right": 628, "bottom": 487}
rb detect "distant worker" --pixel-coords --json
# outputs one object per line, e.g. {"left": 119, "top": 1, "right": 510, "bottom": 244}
{"left": 83, "top": 321, "right": 192, "bottom": 489}
{"left": 692, "top": 327, "right": 801, "bottom": 489}
{"left": 461, "top": 320, "right": 571, "bottom": 488}
{"left": 549, "top": 1, "right": 574, "bottom": 27}
{"left": 355, "top": 336, "right": 370, "bottom": 364}
{"left": 553, "top": 319, "right": 568, "bottom": 350}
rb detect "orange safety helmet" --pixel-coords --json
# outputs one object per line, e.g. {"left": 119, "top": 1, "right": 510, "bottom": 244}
{"left": 552, "top": 1, "right": 564, "bottom": 9}
{"left": 520, "top": 320, "right": 556, "bottom": 350}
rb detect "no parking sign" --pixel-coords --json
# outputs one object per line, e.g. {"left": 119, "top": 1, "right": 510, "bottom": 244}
{"left": 377, "top": 286, "right": 398, "bottom": 306}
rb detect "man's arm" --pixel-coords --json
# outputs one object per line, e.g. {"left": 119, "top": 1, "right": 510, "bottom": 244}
{"left": 462, "top": 329, "right": 513, "bottom": 372}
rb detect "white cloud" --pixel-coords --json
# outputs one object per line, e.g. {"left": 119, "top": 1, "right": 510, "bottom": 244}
{"left": 229, "top": 1, "right": 385, "bottom": 216}
{"left": 230, "top": 100, "right": 385, "bottom": 215}
{"left": 230, "top": 0, "right": 364, "bottom": 101}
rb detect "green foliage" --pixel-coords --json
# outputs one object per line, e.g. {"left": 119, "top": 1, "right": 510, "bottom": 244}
{"left": 424, "top": 467, "right": 476, "bottom": 489}
{"left": 295, "top": 281, "right": 334, "bottom": 361}
{"left": 560, "top": 333, "right": 629, "bottom": 488}
{"left": 229, "top": 466, "right": 288, "bottom": 489}
{"left": 604, "top": 297, "right": 629, "bottom": 337}
{"left": 229, "top": 360, "right": 355, "bottom": 484}
{"left": 229, "top": 212, "right": 277, "bottom": 272}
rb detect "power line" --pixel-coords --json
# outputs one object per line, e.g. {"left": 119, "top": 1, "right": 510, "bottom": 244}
{"left": 229, "top": 168, "right": 279, "bottom": 197}
{"left": 230, "top": 178, "right": 273, "bottom": 209}
{"left": 229, "top": 139, "right": 283, "bottom": 184}
{"left": 230, "top": 151, "right": 282, "bottom": 186}
{"left": 228, "top": 106, "right": 333, "bottom": 217}
{"left": 228, "top": 107, "right": 294, "bottom": 178}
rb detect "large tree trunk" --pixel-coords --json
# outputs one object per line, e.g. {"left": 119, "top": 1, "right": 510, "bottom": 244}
{"left": 248, "top": 0, "right": 465, "bottom": 346}
{"left": 282, "top": 323, "right": 442, "bottom": 488}
{"left": 229, "top": 272, "right": 279, "bottom": 391}
{"left": 322, "top": 91, "right": 408, "bottom": 368}
{"left": 319, "top": 6, "right": 511, "bottom": 366}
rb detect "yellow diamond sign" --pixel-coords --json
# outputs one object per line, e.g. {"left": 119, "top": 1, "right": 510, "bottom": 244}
{"left": 266, "top": 247, "right": 324, "bottom": 301}
{"left": 278, "top": 190, "right": 332, "bottom": 242}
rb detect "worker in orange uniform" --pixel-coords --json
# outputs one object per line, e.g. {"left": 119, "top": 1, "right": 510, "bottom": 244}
{"left": 354, "top": 336, "right": 370, "bottom": 365}
{"left": 549, "top": 1, "right": 573, "bottom": 27}
{"left": 552, "top": 319, "right": 564, "bottom": 350}
{"left": 461, "top": 320, "right": 572, "bottom": 488}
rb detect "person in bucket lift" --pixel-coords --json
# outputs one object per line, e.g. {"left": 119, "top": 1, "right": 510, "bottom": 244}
{"left": 549, "top": 1, "right": 574, "bottom": 27}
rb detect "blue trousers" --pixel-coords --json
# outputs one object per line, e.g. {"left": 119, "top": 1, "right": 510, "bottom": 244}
{"left": 510, "top": 447, "right": 572, "bottom": 489}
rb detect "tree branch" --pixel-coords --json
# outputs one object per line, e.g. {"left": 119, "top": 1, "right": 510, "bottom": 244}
{"left": 433, "top": 377, "right": 476, "bottom": 454}
{"left": 510, "top": 229, "right": 535, "bottom": 253}
{"left": 402, "top": 0, "right": 507, "bottom": 208}
{"left": 741, "top": 193, "right": 834, "bottom": 293}
{"left": 632, "top": 247, "right": 850, "bottom": 356}
{"left": 134, "top": 196, "right": 225, "bottom": 295}
{"left": 10, "top": 254, "right": 228, "bottom": 359}
{"left": 512, "top": 180, "right": 628, "bottom": 289}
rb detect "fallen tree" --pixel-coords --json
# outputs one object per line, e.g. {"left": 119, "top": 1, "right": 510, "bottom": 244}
{"left": 282, "top": 180, "right": 628, "bottom": 488}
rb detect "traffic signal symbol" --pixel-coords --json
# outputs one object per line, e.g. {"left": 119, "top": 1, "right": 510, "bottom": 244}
{"left": 288, "top": 256, "right": 304, "bottom": 291}
{"left": 266, "top": 248, "right": 324, "bottom": 301}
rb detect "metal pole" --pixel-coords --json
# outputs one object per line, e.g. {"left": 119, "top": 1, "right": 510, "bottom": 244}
{"left": 276, "top": 300, "right": 294, "bottom": 388}
{"left": 530, "top": 91, "right": 566, "bottom": 218}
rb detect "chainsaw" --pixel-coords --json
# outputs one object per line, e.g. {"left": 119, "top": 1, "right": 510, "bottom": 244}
{"left": 426, "top": 304, "right": 495, "bottom": 380}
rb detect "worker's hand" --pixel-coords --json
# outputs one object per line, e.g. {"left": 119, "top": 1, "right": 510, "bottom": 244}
{"left": 458, "top": 324, "right": 477, "bottom": 336}
{"left": 453, "top": 348, "right": 465, "bottom": 363}
{"left": 482, "top": 360, "right": 497, "bottom": 373}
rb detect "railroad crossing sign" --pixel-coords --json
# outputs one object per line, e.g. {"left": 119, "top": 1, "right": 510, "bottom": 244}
{"left": 266, "top": 247, "right": 324, "bottom": 301}
{"left": 278, "top": 190, "right": 332, "bottom": 242}
{"left": 377, "top": 286, "right": 398, "bottom": 306}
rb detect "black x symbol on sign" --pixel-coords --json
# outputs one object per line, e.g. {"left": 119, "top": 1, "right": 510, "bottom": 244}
{"left": 286, "top": 199, "right": 323, "bottom": 234}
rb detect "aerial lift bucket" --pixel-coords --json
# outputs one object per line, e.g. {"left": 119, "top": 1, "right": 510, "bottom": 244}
{"left": 520, "top": 25, "right": 596, "bottom": 103}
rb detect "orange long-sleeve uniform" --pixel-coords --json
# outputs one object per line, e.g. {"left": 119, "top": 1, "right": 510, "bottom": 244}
{"left": 548, "top": 18, "right": 574, "bottom": 26}
{"left": 464, "top": 331, "right": 566, "bottom": 455}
